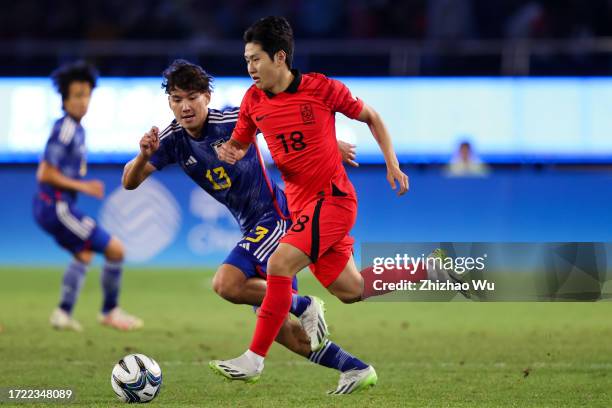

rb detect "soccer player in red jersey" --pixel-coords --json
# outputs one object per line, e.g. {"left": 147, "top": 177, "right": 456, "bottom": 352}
{"left": 210, "top": 16, "right": 456, "bottom": 393}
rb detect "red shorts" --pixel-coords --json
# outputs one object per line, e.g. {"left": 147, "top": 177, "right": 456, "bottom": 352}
{"left": 281, "top": 195, "right": 357, "bottom": 287}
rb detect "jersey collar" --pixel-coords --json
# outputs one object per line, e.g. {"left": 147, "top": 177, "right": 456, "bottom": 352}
{"left": 264, "top": 69, "right": 302, "bottom": 98}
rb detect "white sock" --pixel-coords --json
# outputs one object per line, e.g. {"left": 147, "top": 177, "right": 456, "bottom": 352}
{"left": 245, "top": 349, "right": 265, "bottom": 370}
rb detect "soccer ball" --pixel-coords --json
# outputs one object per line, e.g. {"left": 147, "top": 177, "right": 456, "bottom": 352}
{"left": 111, "top": 353, "right": 162, "bottom": 403}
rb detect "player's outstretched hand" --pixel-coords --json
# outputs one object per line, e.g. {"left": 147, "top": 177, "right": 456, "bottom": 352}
{"left": 140, "top": 126, "right": 160, "bottom": 159}
{"left": 218, "top": 140, "right": 246, "bottom": 165}
{"left": 338, "top": 140, "right": 359, "bottom": 167}
{"left": 82, "top": 179, "right": 105, "bottom": 199}
{"left": 387, "top": 165, "right": 409, "bottom": 196}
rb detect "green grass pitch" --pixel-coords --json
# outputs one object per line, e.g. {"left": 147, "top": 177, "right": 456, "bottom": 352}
{"left": 1, "top": 267, "right": 612, "bottom": 407}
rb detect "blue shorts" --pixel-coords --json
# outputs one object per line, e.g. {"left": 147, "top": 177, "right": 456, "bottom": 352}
{"left": 223, "top": 211, "right": 298, "bottom": 292}
{"left": 33, "top": 195, "right": 111, "bottom": 255}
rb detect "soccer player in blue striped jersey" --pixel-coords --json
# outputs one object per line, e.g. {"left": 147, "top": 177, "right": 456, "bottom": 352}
{"left": 33, "top": 61, "right": 143, "bottom": 332}
{"left": 123, "top": 60, "right": 370, "bottom": 392}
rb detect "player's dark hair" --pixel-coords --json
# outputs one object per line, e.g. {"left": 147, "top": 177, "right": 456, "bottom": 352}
{"left": 162, "top": 59, "right": 214, "bottom": 94}
{"left": 244, "top": 16, "right": 294, "bottom": 69}
{"left": 51, "top": 61, "right": 98, "bottom": 101}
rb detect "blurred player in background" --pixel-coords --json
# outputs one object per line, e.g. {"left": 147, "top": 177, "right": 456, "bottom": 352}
{"left": 122, "top": 59, "right": 371, "bottom": 391}
{"left": 33, "top": 61, "right": 143, "bottom": 332}
{"left": 211, "top": 16, "right": 461, "bottom": 394}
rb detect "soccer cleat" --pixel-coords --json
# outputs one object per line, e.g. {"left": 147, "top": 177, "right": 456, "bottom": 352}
{"left": 209, "top": 354, "right": 263, "bottom": 383}
{"left": 299, "top": 296, "right": 329, "bottom": 352}
{"left": 428, "top": 248, "right": 470, "bottom": 298}
{"left": 99, "top": 307, "right": 143, "bottom": 331}
{"left": 328, "top": 365, "right": 378, "bottom": 395}
{"left": 50, "top": 308, "right": 83, "bottom": 332}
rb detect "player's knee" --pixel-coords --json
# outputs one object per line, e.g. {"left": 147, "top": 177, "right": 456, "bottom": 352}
{"left": 267, "top": 251, "right": 295, "bottom": 277}
{"left": 212, "top": 274, "right": 241, "bottom": 303}
{"left": 105, "top": 238, "right": 124, "bottom": 262}
{"left": 75, "top": 250, "right": 94, "bottom": 265}
{"left": 328, "top": 276, "right": 363, "bottom": 304}
{"left": 331, "top": 283, "right": 363, "bottom": 303}
{"left": 337, "top": 291, "right": 362, "bottom": 304}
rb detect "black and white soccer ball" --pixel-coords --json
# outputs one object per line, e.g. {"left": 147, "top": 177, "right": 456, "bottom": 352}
{"left": 111, "top": 354, "right": 162, "bottom": 403}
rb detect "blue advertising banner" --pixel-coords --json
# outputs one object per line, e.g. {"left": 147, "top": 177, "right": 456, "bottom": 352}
{"left": 2, "top": 165, "right": 612, "bottom": 267}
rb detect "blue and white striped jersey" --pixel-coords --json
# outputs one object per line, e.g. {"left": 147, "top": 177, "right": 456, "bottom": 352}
{"left": 150, "top": 107, "right": 289, "bottom": 234}
{"left": 38, "top": 115, "right": 87, "bottom": 203}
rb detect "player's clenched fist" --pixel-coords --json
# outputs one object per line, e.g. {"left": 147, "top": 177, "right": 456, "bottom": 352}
{"left": 140, "top": 126, "right": 160, "bottom": 159}
{"left": 82, "top": 179, "right": 105, "bottom": 199}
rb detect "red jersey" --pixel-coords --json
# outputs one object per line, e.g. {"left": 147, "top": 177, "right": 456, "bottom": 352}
{"left": 232, "top": 71, "right": 364, "bottom": 216}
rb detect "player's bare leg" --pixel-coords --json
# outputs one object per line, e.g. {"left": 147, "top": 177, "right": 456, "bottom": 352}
{"left": 210, "top": 247, "right": 376, "bottom": 392}
{"left": 212, "top": 264, "right": 268, "bottom": 306}
{"left": 74, "top": 249, "right": 94, "bottom": 264}
{"left": 326, "top": 255, "right": 364, "bottom": 303}
{"left": 212, "top": 266, "right": 311, "bottom": 355}
{"left": 99, "top": 237, "right": 143, "bottom": 331}
{"left": 104, "top": 237, "right": 124, "bottom": 262}
{"left": 272, "top": 252, "right": 376, "bottom": 395}
{"left": 275, "top": 317, "right": 311, "bottom": 357}
{"left": 213, "top": 263, "right": 328, "bottom": 348}
{"left": 210, "top": 243, "right": 311, "bottom": 382}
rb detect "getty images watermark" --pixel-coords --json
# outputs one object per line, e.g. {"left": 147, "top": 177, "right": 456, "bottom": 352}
{"left": 361, "top": 242, "right": 612, "bottom": 301}
{"left": 366, "top": 252, "right": 493, "bottom": 297}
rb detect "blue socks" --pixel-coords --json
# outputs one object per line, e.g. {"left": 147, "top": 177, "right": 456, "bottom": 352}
{"left": 290, "top": 294, "right": 311, "bottom": 317}
{"left": 309, "top": 340, "right": 369, "bottom": 372}
{"left": 59, "top": 260, "right": 88, "bottom": 314}
{"left": 101, "top": 261, "right": 123, "bottom": 314}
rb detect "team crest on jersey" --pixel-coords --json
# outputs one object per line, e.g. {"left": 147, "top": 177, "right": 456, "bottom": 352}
{"left": 300, "top": 103, "right": 315, "bottom": 125}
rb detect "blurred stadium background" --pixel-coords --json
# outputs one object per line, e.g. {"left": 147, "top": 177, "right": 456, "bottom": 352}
{"left": 2, "top": 0, "right": 612, "bottom": 266}
{"left": 1, "top": 1, "right": 612, "bottom": 406}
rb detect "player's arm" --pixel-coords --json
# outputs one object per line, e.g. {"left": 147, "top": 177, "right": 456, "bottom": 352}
{"left": 122, "top": 126, "right": 160, "bottom": 190}
{"left": 356, "top": 103, "right": 409, "bottom": 195}
{"left": 36, "top": 161, "right": 104, "bottom": 199}
{"left": 218, "top": 92, "right": 257, "bottom": 165}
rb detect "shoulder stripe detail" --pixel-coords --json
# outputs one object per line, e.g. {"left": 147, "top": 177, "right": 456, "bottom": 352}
{"left": 208, "top": 113, "right": 239, "bottom": 120}
{"left": 208, "top": 110, "right": 239, "bottom": 116}
{"left": 209, "top": 108, "right": 239, "bottom": 115}
{"left": 208, "top": 118, "right": 238, "bottom": 124}
{"left": 159, "top": 122, "right": 181, "bottom": 140}
{"left": 59, "top": 117, "right": 76, "bottom": 144}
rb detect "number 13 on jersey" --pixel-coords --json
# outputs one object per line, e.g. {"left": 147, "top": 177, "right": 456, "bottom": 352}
{"left": 205, "top": 166, "right": 232, "bottom": 190}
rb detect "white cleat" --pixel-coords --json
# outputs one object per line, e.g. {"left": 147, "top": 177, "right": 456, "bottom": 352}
{"left": 299, "top": 296, "right": 329, "bottom": 352}
{"left": 50, "top": 308, "right": 83, "bottom": 332}
{"left": 99, "top": 307, "right": 143, "bottom": 331}
{"left": 209, "top": 353, "right": 263, "bottom": 383}
{"left": 328, "top": 365, "right": 378, "bottom": 395}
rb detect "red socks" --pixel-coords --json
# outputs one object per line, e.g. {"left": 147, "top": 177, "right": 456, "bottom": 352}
{"left": 361, "top": 263, "right": 427, "bottom": 299}
{"left": 249, "top": 275, "right": 293, "bottom": 357}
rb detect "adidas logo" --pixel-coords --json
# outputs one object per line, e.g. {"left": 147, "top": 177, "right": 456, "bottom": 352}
{"left": 239, "top": 242, "right": 251, "bottom": 251}
{"left": 185, "top": 156, "right": 197, "bottom": 166}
